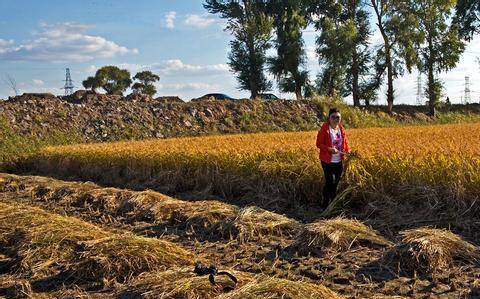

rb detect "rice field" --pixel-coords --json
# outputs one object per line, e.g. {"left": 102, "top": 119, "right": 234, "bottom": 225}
{"left": 19, "top": 123, "right": 480, "bottom": 211}
{"left": 2, "top": 123, "right": 480, "bottom": 297}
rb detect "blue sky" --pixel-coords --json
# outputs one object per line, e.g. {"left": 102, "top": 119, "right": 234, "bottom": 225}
{"left": 0, "top": 0, "right": 479, "bottom": 104}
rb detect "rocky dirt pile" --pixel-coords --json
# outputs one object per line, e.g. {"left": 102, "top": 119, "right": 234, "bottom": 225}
{"left": 0, "top": 91, "right": 322, "bottom": 142}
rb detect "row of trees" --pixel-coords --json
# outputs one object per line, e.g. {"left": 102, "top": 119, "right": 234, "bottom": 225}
{"left": 82, "top": 66, "right": 160, "bottom": 97}
{"left": 204, "top": 0, "right": 480, "bottom": 115}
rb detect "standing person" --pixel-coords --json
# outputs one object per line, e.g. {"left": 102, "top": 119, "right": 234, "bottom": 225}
{"left": 316, "top": 108, "right": 351, "bottom": 209}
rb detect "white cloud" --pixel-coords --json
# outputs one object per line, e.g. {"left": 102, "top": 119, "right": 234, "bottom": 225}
{"left": 165, "top": 11, "right": 176, "bottom": 29}
{"left": 0, "top": 22, "right": 137, "bottom": 62}
{"left": 184, "top": 14, "right": 216, "bottom": 28}
{"left": 0, "top": 39, "right": 14, "bottom": 47}
{"left": 160, "top": 82, "right": 218, "bottom": 91}
{"left": 305, "top": 45, "right": 317, "bottom": 64}
{"left": 118, "top": 59, "right": 229, "bottom": 77}
{"left": 154, "top": 59, "right": 229, "bottom": 75}
{"left": 32, "top": 79, "right": 44, "bottom": 86}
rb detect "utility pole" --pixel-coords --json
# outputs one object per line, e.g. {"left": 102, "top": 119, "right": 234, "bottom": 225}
{"left": 416, "top": 73, "right": 423, "bottom": 105}
{"left": 464, "top": 76, "right": 471, "bottom": 104}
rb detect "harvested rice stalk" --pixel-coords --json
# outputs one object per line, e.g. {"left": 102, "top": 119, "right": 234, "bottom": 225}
{"left": 0, "top": 200, "right": 195, "bottom": 283}
{"left": 0, "top": 276, "right": 33, "bottom": 299}
{"left": 294, "top": 217, "right": 391, "bottom": 255}
{"left": 217, "top": 277, "right": 342, "bottom": 299}
{"left": 132, "top": 191, "right": 237, "bottom": 229}
{"left": 386, "top": 227, "right": 479, "bottom": 275}
{"left": 73, "top": 235, "right": 194, "bottom": 283}
{"left": 4, "top": 172, "right": 236, "bottom": 231}
{"left": 214, "top": 206, "right": 300, "bottom": 242}
{"left": 172, "top": 200, "right": 238, "bottom": 230}
{"left": 119, "top": 267, "right": 253, "bottom": 299}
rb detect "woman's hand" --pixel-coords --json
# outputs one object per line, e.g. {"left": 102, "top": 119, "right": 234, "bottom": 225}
{"left": 328, "top": 147, "right": 339, "bottom": 154}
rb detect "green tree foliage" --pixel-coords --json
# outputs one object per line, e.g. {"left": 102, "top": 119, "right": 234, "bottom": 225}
{"left": 132, "top": 71, "right": 160, "bottom": 96}
{"left": 94, "top": 66, "right": 132, "bottom": 95}
{"left": 82, "top": 76, "right": 102, "bottom": 92}
{"left": 267, "top": 0, "right": 309, "bottom": 100}
{"left": 455, "top": 0, "right": 480, "bottom": 41}
{"left": 204, "top": 0, "right": 273, "bottom": 99}
{"left": 407, "top": 0, "right": 465, "bottom": 116}
{"left": 370, "top": 0, "right": 421, "bottom": 113}
{"left": 312, "top": 0, "right": 375, "bottom": 107}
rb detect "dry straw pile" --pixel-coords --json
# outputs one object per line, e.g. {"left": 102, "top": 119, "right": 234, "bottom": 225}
{"left": 119, "top": 267, "right": 253, "bottom": 299}
{"left": 294, "top": 217, "right": 391, "bottom": 255}
{"left": 0, "top": 200, "right": 195, "bottom": 283}
{"left": 214, "top": 206, "right": 301, "bottom": 242}
{"left": 387, "top": 227, "right": 479, "bottom": 275}
{"left": 217, "top": 277, "right": 342, "bottom": 299}
{"left": 0, "top": 173, "right": 237, "bottom": 233}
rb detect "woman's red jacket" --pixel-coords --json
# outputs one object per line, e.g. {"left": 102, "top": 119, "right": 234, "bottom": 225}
{"left": 316, "top": 122, "right": 351, "bottom": 163}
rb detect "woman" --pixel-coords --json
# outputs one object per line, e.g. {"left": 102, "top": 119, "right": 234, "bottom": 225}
{"left": 316, "top": 108, "right": 351, "bottom": 209}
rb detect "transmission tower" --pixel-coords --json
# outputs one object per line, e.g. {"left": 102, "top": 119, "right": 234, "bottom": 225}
{"left": 464, "top": 76, "right": 471, "bottom": 104}
{"left": 416, "top": 73, "right": 423, "bottom": 105}
{"left": 62, "top": 68, "right": 74, "bottom": 95}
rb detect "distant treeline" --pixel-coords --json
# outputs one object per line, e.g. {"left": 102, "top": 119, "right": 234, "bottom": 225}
{"left": 202, "top": 0, "right": 479, "bottom": 116}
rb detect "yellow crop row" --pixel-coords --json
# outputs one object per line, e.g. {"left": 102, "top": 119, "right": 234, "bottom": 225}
{"left": 26, "top": 123, "right": 480, "bottom": 202}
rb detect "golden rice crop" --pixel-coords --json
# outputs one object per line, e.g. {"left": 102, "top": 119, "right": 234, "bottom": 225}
{"left": 21, "top": 123, "right": 480, "bottom": 204}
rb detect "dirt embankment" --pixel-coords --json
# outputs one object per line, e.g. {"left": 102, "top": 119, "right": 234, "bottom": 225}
{"left": 0, "top": 91, "right": 322, "bottom": 142}
{"left": 3, "top": 91, "right": 476, "bottom": 143}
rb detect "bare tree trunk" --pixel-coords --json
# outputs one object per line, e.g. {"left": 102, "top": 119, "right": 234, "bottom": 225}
{"left": 295, "top": 82, "right": 303, "bottom": 100}
{"left": 385, "top": 46, "right": 394, "bottom": 113}
{"left": 427, "top": 36, "right": 436, "bottom": 117}
{"left": 352, "top": 51, "right": 360, "bottom": 107}
{"left": 3, "top": 75, "right": 19, "bottom": 96}
{"left": 372, "top": 0, "right": 394, "bottom": 113}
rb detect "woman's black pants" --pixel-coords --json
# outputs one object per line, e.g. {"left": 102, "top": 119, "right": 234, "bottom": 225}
{"left": 321, "top": 161, "right": 343, "bottom": 207}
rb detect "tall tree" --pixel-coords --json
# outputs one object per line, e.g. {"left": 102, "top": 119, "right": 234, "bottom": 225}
{"left": 455, "top": 0, "right": 480, "bottom": 41}
{"left": 204, "top": 0, "right": 273, "bottom": 99}
{"left": 132, "top": 71, "right": 160, "bottom": 96}
{"left": 267, "top": 0, "right": 309, "bottom": 100}
{"left": 408, "top": 0, "right": 465, "bottom": 116}
{"left": 315, "top": 13, "right": 351, "bottom": 98}
{"left": 313, "top": 0, "right": 374, "bottom": 107}
{"left": 370, "top": 0, "right": 420, "bottom": 113}
{"left": 95, "top": 66, "right": 132, "bottom": 95}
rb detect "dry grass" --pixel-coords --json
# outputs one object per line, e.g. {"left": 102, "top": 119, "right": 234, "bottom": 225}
{"left": 387, "top": 227, "right": 479, "bottom": 275}
{"left": 119, "top": 267, "right": 253, "bottom": 299}
{"left": 0, "top": 276, "right": 33, "bottom": 299}
{"left": 0, "top": 200, "right": 194, "bottom": 283}
{"left": 214, "top": 206, "right": 301, "bottom": 242}
{"left": 294, "top": 217, "right": 391, "bottom": 255}
{"left": 217, "top": 277, "right": 343, "bottom": 299}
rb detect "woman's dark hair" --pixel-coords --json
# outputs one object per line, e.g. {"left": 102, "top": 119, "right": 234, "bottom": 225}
{"left": 328, "top": 107, "right": 340, "bottom": 117}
